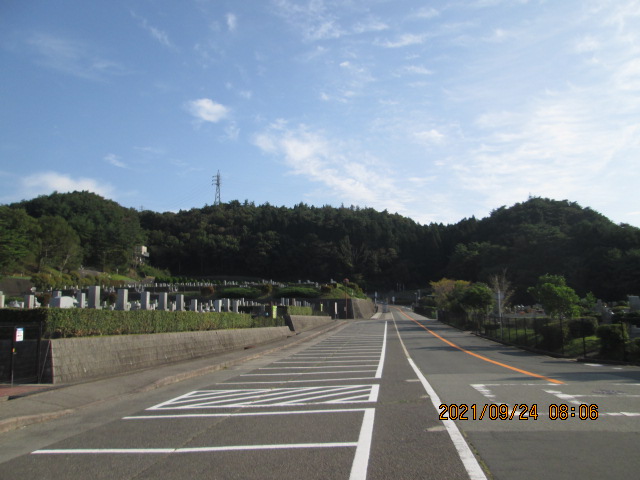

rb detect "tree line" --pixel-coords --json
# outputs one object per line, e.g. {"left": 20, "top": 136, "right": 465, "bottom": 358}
{"left": 1, "top": 191, "right": 639, "bottom": 302}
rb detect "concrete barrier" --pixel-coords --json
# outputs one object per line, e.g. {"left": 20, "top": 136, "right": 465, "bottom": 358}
{"left": 46, "top": 327, "right": 293, "bottom": 384}
{"left": 285, "top": 315, "right": 336, "bottom": 333}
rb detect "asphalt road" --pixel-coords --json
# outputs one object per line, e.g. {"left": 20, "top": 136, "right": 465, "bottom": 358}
{"left": 391, "top": 307, "right": 640, "bottom": 480}
{"left": 1, "top": 311, "right": 639, "bottom": 479}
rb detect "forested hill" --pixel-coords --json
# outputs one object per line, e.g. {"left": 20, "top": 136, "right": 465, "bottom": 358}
{"left": 3, "top": 192, "right": 640, "bottom": 302}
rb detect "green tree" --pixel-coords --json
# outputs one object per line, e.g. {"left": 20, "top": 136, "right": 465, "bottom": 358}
{"left": 0, "top": 207, "right": 39, "bottom": 274}
{"left": 460, "top": 282, "right": 494, "bottom": 316}
{"left": 528, "top": 274, "right": 580, "bottom": 319}
{"left": 36, "top": 216, "right": 82, "bottom": 272}
{"left": 430, "top": 278, "right": 471, "bottom": 312}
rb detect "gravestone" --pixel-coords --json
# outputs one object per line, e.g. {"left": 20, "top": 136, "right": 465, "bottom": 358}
{"left": 116, "top": 289, "right": 129, "bottom": 311}
{"left": 24, "top": 294, "right": 35, "bottom": 309}
{"left": 190, "top": 299, "right": 198, "bottom": 312}
{"left": 629, "top": 296, "right": 640, "bottom": 312}
{"left": 76, "top": 291, "right": 85, "bottom": 309}
{"left": 141, "top": 292, "right": 151, "bottom": 310}
{"left": 214, "top": 300, "right": 222, "bottom": 312}
{"left": 232, "top": 300, "right": 239, "bottom": 313}
{"left": 158, "top": 292, "right": 168, "bottom": 311}
{"left": 50, "top": 296, "right": 76, "bottom": 308}
{"left": 0, "top": 291, "right": 4, "bottom": 309}
{"left": 176, "top": 294, "right": 185, "bottom": 311}
{"left": 88, "top": 286, "right": 101, "bottom": 309}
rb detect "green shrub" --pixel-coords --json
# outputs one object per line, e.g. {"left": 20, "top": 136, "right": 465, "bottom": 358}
{"left": 596, "top": 324, "right": 628, "bottom": 357}
{"left": 567, "top": 317, "right": 598, "bottom": 338}
{"left": 538, "top": 322, "right": 568, "bottom": 352}
{"left": 0, "top": 308, "right": 259, "bottom": 338}
{"left": 276, "top": 286, "right": 320, "bottom": 298}
{"left": 221, "top": 287, "right": 260, "bottom": 299}
{"left": 200, "top": 286, "right": 215, "bottom": 296}
{"left": 286, "top": 306, "right": 314, "bottom": 316}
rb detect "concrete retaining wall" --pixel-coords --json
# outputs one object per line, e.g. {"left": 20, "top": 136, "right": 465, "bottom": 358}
{"left": 350, "top": 298, "right": 375, "bottom": 319}
{"left": 285, "top": 315, "right": 336, "bottom": 333}
{"left": 47, "top": 326, "right": 293, "bottom": 384}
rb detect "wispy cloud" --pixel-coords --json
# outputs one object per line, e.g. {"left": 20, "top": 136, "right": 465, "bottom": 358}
{"left": 253, "top": 122, "right": 412, "bottom": 213}
{"left": 185, "top": 98, "right": 230, "bottom": 123}
{"left": 226, "top": 13, "right": 238, "bottom": 32}
{"left": 104, "top": 153, "right": 127, "bottom": 169}
{"left": 271, "top": 0, "right": 387, "bottom": 41}
{"left": 21, "top": 171, "right": 114, "bottom": 198}
{"left": 130, "top": 11, "right": 175, "bottom": 49}
{"left": 26, "top": 32, "right": 127, "bottom": 80}
{"left": 376, "top": 33, "right": 427, "bottom": 48}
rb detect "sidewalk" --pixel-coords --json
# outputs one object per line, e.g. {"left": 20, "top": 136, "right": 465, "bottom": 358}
{"left": 0, "top": 321, "right": 347, "bottom": 434}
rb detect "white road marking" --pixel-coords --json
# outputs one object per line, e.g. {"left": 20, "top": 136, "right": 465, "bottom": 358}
{"left": 274, "top": 360, "right": 379, "bottom": 364}
{"left": 124, "top": 408, "right": 369, "bottom": 420}
{"left": 393, "top": 318, "right": 488, "bottom": 480}
{"left": 223, "top": 377, "right": 377, "bottom": 385}
{"left": 148, "top": 385, "right": 379, "bottom": 409}
{"left": 544, "top": 390, "right": 582, "bottom": 405}
{"left": 33, "top": 443, "right": 359, "bottom": 455}
{"left": 375, "top": 322, "right": 387, "bottom": 379}
{"left": 349, "top": 408, "right": 375, "bottom": 480}
{"left": 240, "top": 370, "right": 376, "bottom": 376}
{"left": 259, "top": 365, "right": 378, "bottom": 369}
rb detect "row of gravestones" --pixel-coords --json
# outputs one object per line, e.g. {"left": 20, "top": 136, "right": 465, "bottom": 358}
{"left": 0, "top": 287, "right": 316, "bottom": 313}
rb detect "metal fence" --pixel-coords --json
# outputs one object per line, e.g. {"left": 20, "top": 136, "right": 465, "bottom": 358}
{"left": 0, "top": 322, "right": 46, "bottom": 384}
{"left": 436, "top": 311, "right": 606, "bottom": 359}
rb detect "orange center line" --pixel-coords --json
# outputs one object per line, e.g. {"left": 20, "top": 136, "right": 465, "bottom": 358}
{"left": 395, "top": 309, "right": 564, "bottom": 385}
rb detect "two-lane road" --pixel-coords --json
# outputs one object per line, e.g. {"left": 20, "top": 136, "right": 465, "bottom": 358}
{"left": 2, "top": 311, "right": 639, "bottom": 479}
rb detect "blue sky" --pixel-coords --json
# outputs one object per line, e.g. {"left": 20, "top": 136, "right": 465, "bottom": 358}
{"left": 2, "top": 0, "right": 640, "bottom": 226}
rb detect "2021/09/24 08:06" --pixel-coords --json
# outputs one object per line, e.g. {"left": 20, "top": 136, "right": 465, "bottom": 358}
{"left": 438, "top": 403, "right": 599, "bottom": 420}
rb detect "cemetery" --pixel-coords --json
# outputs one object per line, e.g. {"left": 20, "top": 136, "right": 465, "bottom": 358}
{"left": 0, "top": 279, "right": 375, "bottom": 385}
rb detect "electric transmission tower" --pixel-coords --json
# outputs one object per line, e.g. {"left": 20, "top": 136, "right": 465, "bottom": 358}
{"left": 213, "top": 170, "right": 221, "bottom": 206}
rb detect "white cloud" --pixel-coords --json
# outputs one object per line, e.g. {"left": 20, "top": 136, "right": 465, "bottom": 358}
{"left": 402, "top": 65, "right": 433, "bottom": 75}
{"left": 26, "top": 33, "right": 127, "bottom": 80}
{"left": 21, "top": 172, "right": 114, "bottom": 198}
{"left": 226, "top": 13, "right": 237, "bottom": 32}
{"left": 253, "top": 123, "right": 411, "bottom": 213}
{"left": 413, "top": 7, "right": 439, "bottom": 19}
{"left": 377, "top": 33, "right": 427, "bottom": 48}
{"left": 414, "top": 129, "right": 445, "bottom": 145}
{"left": 104, "top": 153, "right": 127, "bottom": 168}
{"left": 185, "top": 98, "right": 229, "bottom": 123}
{"left": 131, "top": 11, "right": 174, "bottom": 48}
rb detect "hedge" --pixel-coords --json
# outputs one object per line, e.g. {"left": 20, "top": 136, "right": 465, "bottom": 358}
{"left": 596, "top": 323, "right": 628, "bottom": 357}
{"left": 0, "top": 308, "right": 262, "bottom": 338}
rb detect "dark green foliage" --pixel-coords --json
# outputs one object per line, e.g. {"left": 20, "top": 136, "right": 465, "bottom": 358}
{"left": 0, "top": 308, "right": 258, "bottom": 338}
{"left": 2, "top": 193, "right": 639, "bottom": 300}
{"left": 0, "top": 207, "right": 39, "bottom": 274}
{"left": 277, "top": 286, "right": 320, "bottom": 298}
{"left": 538, "top": 323, "right": 569, "bottom": 352}
{"left": 286, "top": 306, "right": 314, "bottom": 316}
{"left": 596, "top": 324, "right": 628, "bottom": 357}
{"left": 220, "top": 287, "right": 260, "bottom": 299}
{"left": 12, "top": 191, "right": 144, "bottom": 272}
{"left": 200, "top": 286, "right": 215, "bottom": 296}
{"left": 567, "top": 317, "right": 598, "bottom": 338}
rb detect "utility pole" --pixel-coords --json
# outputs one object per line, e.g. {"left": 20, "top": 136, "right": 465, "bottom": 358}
{"left": 213, "top": 170, "right": 221, "bottom": 206}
